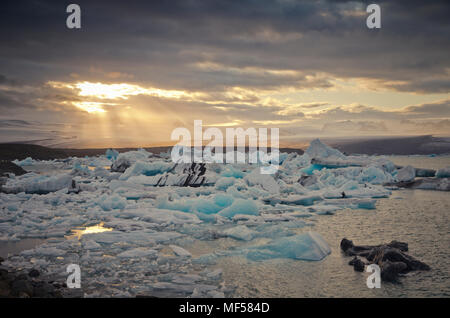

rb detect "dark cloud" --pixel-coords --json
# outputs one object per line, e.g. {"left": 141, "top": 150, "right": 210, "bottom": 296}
{"left": 0, "top": 1, "right": 449, "bottom": 93}
{"left": 0, "top": 1, "right": 449, "bottom": 146}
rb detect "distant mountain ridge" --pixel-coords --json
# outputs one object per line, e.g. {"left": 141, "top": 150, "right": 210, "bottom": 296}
{"left": 1, "top": 135, "right": 449, "bottom": 161}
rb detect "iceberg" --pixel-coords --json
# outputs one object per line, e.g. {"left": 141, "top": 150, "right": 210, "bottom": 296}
{"left": 436, "top": 167, "right": 450, "bottom": 178}
{"left": 119, "top": 161, "right": 173, "bottom": 180}
{"left": 105, "top": 148, "right": 119, "bottom": 161}
{"left": 243, "top": 231, "right": 331, "bottom": 261}
{"left": 2, "top": 173, "right": 72, "bottom": 194}
{"left": 305, "top": 139, "right": 345, "bottom": 159}
{"left": 96, "top": 194, "right": 127, "bottom": 211}
{"left": 244, "top": 169, "right": 280, "bottom": 194}
{"left": 13, "top": 157, "right": 34, "bottom": 166}
{"left": 217, "top": 198, "right": 259, "bottom": 219}
{"left": 396, "top": 165, "right": 416, "bottom": 182}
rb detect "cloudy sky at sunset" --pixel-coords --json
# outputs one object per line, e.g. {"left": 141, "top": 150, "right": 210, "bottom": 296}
{"left": 0, "top": 0, "right": 449, "bottom": 148}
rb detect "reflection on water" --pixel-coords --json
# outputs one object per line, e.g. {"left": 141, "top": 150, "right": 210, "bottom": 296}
{"left": 67, "top": 222, "right": 113, "bottom": 240}
{"left": 187, "top": 189, "right": 450, "bottom": 297}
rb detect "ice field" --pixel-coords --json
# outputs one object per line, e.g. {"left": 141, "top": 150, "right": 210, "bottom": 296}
{"left": 1, "top": 139, "right": 449, "bottom": 297}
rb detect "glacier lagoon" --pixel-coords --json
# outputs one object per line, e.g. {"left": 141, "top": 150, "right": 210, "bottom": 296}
{"left": 0, "top": 140, "right": 449, "bottom": 297}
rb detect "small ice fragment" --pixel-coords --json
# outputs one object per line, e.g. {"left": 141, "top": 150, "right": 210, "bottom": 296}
{"left": 217, "top": 198, "right": 259, "bottom": 219}
{"left": 117, "top": 248, "right": 158, "bottom": 258}
{"left": 396, "top": 165, "right": 415, "bottom": 182}
{"left": 222, "top": 225, "right": 256, "bottom": 241}
{"left": 169, "top": 245, "right": 192, "bottom": 257}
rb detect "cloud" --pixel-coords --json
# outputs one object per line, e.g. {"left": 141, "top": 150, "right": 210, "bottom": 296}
{"left": 0, "top": 1, "right": 449, "bottom": 146}
{"left": 322, "top": 120, "right": 387, "bottom": 133}
{"left": 0, "top": 1, "right": 449, "bottom": 93}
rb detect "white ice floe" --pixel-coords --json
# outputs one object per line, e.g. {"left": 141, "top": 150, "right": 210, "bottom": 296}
{"left": 170, "top": 245, "right": 192, "bottom": 257}
{"left": 2, "top": 173, "right": 72, "bottom": 194}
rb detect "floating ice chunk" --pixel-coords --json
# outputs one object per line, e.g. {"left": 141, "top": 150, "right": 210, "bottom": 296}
{"left": 222, "top": 225, "right": 256, "bottom": 241}
{"left": 396, "top": 165, "right": 416, "bottom": 182}
{"left": 323, "top": 198, "right": 377, "bottom": 210}
{"left": 83, "top": 230, "right": 156, "bottom": 246}
{"left": 220, "top": 166, "right": 245, "bottom": 178}
{"left": 244, "top": 169, "right": 280, "bottom": 194}
{"left": 356, "top": 199, "right": 376, "bottom": 209}
{"left": 266, "top": 194, "right": 323, "bottom": 206}
{"left": 215, "top": 177, "right": 235, "bottom": 190}
{"left": 359, "top": 165, "right": 394, "bottom": 184}
{"left": 105, "top": 148, "right": 119, "bottom": 161}
{"left": 217, "top": 198, "right": 259, "bottom": 219}
{"left": 244, "top": 231, "right": 331, "bottom": 261}
{"left": 117, "top": 248, "right": 158, "bottom": 258}
{"left": 436, "top": 167, "right": 450, "bottom": 178}
{"left": 146, "top": 231, "right": 183, "bottom": 243}
{"left": 157, "top": 196, "right": 223, "bottom": 215}
{"left": 6, "top": 203, "right": 19, "bottom": 211}
{"left": 170, "top": 245, "right": 192, "bottom": 257}
{"left": 13, "top": 157, "right": 34, "bottom": 166}
{"left": 123, "top": 208, "right": 201, "bottom": 225}
{"left": 83, "top": 240, "right": 101, "bottom": 250}
{"left": 2, "top": 173, "right": 72, "bottom": 194}
{"left": 204, "top": 268, "right": 223, "bottom": 280}
{"left": 301, "top": 164, "right": 325, "bottom": 175}
{"left": 192, "top": 253, "right": 218, "bottom": 265}
{"left": 71, "top": 160, "right": 91, "bottom": 177}
{"left": 415, "top": 168, "right": 436, "bottom": 177}
{"left": 119, "top": 161, "right": 173, "bottom": 180}
{"left": 21, "top": 246, "right": 66, "bottom": 257}
{"left": 96, "top": 194, "right": 127, "bottom": 211}
{"left": 170, "top": 274, "right": 202, "bottom": 284}
{"left": 411, "top": 178, "right": 450, "bottom": 191}
{"left": 305, "top": 139, "right": 344, "bottom": 159}
{"left": 214, "top": 194, "right": 234, "bottom": 208}
{"left": 307, "top": 204, "right": 340, "bottom": 215}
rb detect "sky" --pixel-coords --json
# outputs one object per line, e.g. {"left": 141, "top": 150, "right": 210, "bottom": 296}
{"left": 0, "top": 0, "right": 449, "bottom": 148}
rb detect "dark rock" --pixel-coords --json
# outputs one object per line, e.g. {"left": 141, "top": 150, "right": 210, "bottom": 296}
{"left": 349, "top": 257, "right": 365, "bottom": 272}
{"left": 67, "top": 179, "right": 81, "bottom": 194}
{"left": 136, "top": 294, "right": 158, "bottom": 298}
{"left": 31, "top": 281, "right": 62, "bottom": 298}
{"left": 28, "top": 269, "right": 40, "bottom": 278}
{"left": 11, "top": 279, "right": 34, "bottom": 297}
{"left": 380, "top": 261, "right": 408, "bottom": 282}
{"left": 0, "top": 280, "right": 11, "bottom": 297}
{"left": 298, "top": 175, "right": 318, "bottom": 187}
{"left": 341, "top": 238, "right": 429, "bottom": 282}
{"left": 0, "top": 268, "right": 12, "bottom": 282}
{"left": 156, "top": 163, "right": 211, "bottom": 187}
{"left": 111, "top": 157, "right": 131, "bottom": 173}
{"left": 0, "top": 256, "right": 4, "bottom": 264}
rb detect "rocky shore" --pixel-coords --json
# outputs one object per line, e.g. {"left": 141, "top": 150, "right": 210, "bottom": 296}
{"left": 0, "top": 257, "right": 65, "bottom": 297}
